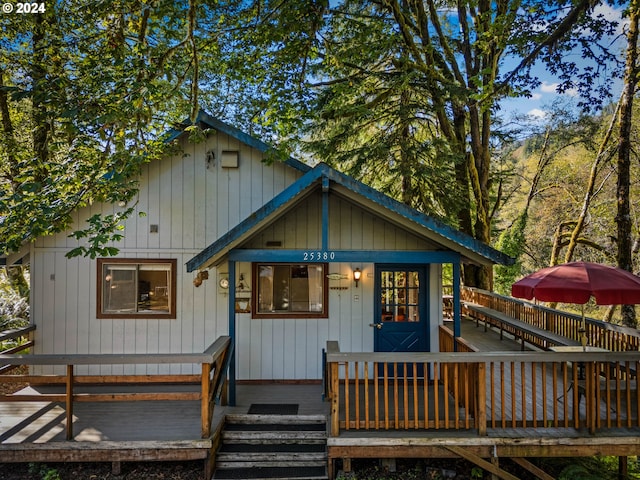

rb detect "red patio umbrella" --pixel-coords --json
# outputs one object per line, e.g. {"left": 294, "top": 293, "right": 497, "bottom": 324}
{"left": 511, "top": 261, "right": 640, "bottom": 306}
{"left": 511, "top": 261, "right": 640, "bottom": 348}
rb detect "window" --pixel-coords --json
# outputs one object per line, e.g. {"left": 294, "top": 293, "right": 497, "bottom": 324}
{"left": 380, "top": 270, "right": 421, "bottom": 322}
{"left": 97, "top": 259, "right": 177, "bottom": 319}
{"left": 253, "top": 263, "right": 328, "bottom": 318}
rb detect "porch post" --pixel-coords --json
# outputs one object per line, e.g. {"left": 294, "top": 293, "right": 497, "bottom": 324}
{"left": 228, "top": 261, "right": 237, "bottom": 406}
{"left": 453, "top": 262, "right": 461, "bottom": 342}
{"left": 322, "top": 176, "right": 329, "bottom": 250}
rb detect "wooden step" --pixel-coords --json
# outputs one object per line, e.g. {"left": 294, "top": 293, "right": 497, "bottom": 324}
{"left": 216, "top": 459, "right": 326, "bottom": 469}
{"left": 217, "top": 452, "right": 326, "bottom": 464}
{"left": 213, "top": 465, "right": 327, "bottom": 480}
{"left": 222, "top": 430, "right": 326, "bottom": 441}
{"left": 225, "top": 414, "right": 327, "bottom": 425}
{"left": 213, "top": 414, "right": 328, "bottom": 480}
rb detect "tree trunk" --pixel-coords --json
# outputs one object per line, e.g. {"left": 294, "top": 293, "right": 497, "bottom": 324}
{"left": 32, "top": 13, "right": 51, "bottom": 180}
{"left": 5, "top": 266, "right": 30, "bottom": 301}
{"left": 563, "top": 102, "right": 620, "bottom": 263}
{"left": 616, "top": 0, "right": 639, "bottom": 328}
{"left": 0, "top": 70, "right": 19, "bottom": 192}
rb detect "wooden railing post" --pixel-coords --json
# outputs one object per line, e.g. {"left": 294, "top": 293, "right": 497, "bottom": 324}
{"left": 330, "top": 361, "right": 339, "bottom": 436}
{"left": 587, "top": 362, "right": 597, "bottom": 435}
{"left": 66, "top": 364, "right": 74, "bottom": 440}
{"left": 477, "top": 362, "right": 487, "bottom": 436}
{"left": 201, "top": 362, "right": 212, "bottom": 438}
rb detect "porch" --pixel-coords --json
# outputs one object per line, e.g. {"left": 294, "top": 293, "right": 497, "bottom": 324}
{"left": 2, "top": 291, "right": 640, "bottom": 480}
{"left": 324, "top": 289, "right": 640, "bottom": 479}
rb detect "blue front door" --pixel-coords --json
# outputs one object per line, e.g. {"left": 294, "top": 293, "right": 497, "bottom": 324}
{"left": 374, "top": 266, "right": 429, "bottom": 354}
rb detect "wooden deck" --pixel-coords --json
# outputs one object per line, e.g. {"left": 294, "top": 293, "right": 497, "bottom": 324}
{"left": 326, "top": 319, "right": 640, "bottom": 480}
{"left": 0, "top": 318, "right": 504, "bottom": 444}
{"left": 0, "top": 336, "right": 233, "bottom": 479}
{"left": 2, "top": 317, "right": 640, "bottom": 480}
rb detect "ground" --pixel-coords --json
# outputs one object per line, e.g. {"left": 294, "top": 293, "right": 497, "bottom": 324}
{"left": 0, "top": 461, "right": 204, "bottom": 480}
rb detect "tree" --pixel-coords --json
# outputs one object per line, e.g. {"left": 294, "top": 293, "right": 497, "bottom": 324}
{"left": 228, "top": 0, "right": 623, "bottom": 288}
{"left": 0, "top": 0, "right": 625, "bottom": 278}
{"left": 615, "top": 0, "right": 639, "bottom": 327}
{"left": 0, "top": 1, "right": 226, "bottom": 258}
{"left": 494, "top": 103, "right": 605, "bottom": 293}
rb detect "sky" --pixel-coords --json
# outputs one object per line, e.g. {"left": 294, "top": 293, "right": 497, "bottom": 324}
{"left": 498, "top": 3, "right": 628, "bottom": 123}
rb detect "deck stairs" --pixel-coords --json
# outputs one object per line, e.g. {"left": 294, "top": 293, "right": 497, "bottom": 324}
{"left": 212, "top": 414, "right": 328, "bottom": 480}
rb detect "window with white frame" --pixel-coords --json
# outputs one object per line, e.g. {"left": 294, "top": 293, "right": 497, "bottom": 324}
{"left": 253, "top": 263, "right": 328, "bottom": 318}
{"left": 97, "top": 259, "right": 177, "bottom": 319}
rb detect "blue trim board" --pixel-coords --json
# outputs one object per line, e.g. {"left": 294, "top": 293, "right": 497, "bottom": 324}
{"left": 228, "top": 261, "right": 237, "bottom": 406}
{"left": 322, "top": 181, "right": 329, "bottom": 251}
{"left": 186, "top": 162, "right": 514, "bottom": 272}
{"left": 229, "top": 249, "right": 461, "bottom": 264}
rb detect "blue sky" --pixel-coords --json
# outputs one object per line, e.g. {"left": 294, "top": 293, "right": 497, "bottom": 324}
{"left": 499, "top": 3, "right": 627, "bottom": 122}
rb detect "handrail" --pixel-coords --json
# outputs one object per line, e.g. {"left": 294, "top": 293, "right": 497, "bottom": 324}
{"left": 325, "top": 338, "right": 640, "bottom": 437}
{"left": 462, "top": 286, "right": 640, "bottom": 351}
{"left": 326, "top": 350, "right": 640, "bottom": 364}
{"left": 0, "top": 335, "right": 232, "bottom": 440}
{"left": 0, "top": 325, "right": 36, "bottom": 372}
{"left": 0, "top": 325, "right": 35, "bottom": 343}
{"left": 0, "top": 351, "right": 218, "bottom": 365}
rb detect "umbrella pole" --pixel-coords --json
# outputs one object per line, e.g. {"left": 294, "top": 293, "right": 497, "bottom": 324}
{"left": 579, "top": 304, "right": 587, "bottom": 351}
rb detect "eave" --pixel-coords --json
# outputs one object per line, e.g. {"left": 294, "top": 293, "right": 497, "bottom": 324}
{"left": 186, "top": 163, "right": 514, "bottom": 272}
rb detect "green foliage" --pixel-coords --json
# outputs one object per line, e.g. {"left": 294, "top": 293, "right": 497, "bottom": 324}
{"left": 66, "top": 208, "right": 135, "bottom": 259}
{"left": 0, "top": 267, "right": 29, "bottom": 352}
{"left": 0, "top": 1, "right": 211, "bottom": 258}
{"left": 0, "top": 0, "right": 625, "bottom": 267}
{"left": 494, "top": 213, "right": 528, "bottom": 295}
{"left": 28, "top": 463, "right": 62, "bottom": 480}
{"left": 470, "top": 466, "right": 484, "bottom": 479}
{"left": 0, "top": 268, "right": 29, "bottom": 326}
{"left": 550, "top": 456, "right": 640, "bottom": 480}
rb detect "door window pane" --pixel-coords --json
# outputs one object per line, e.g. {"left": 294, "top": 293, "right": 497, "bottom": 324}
{"left": 380, "top": 269, "right": 420, "bottom": 322}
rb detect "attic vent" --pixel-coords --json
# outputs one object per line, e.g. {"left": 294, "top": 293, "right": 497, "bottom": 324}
{"left": 266, "top": 241, "right": 282, "bottom": 247}
{"left": 221, "top": 150, "right": 239, "bottom": 168}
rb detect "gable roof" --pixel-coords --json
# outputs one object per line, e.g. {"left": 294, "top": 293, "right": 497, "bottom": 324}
{"left": 186, "top": 162, "right": 513, "bottom": 272}
{"left": 165, "top": 110, "right": 311, "bottom": 174}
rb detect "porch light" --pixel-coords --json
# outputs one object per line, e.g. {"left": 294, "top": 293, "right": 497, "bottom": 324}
{"left": 353, "top": 268, "right": 361, "bottom": 288}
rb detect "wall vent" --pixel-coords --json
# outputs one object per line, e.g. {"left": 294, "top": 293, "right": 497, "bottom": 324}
{"left": 221, "top": 150, "right": 239, "bottom": 168}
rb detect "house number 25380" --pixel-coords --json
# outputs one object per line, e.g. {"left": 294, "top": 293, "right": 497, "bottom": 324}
{"left": 303, "top": 251, "right": 336, "bottom": 261}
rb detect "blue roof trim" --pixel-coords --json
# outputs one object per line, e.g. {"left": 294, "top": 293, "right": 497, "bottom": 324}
{"left": 186, "top": 162, "right": 514, "bottom": 271}
{"left": 163, "top": 110, "right": 311, "bottom": 174}
{"left": 317, "top": 165, "right": 514, "bottom": 266}
{"left": 186, "top": 166, "right": 324, "bottom": 272}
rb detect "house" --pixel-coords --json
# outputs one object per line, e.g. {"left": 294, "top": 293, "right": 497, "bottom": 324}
{"left": 17, "top": 111, "right": 512, "bottom": 396}
{"left": 6, "top": 113, "right": 640, "bottom": 480}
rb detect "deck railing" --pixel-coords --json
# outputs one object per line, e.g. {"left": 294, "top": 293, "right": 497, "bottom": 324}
{"left": 0, "top": 335, "right": 232, "bottom": 440}
{"left": 0, "top": 325, "right": 35, "bottom": 373}
{"left": 326, "top": 332, "right": 640, "bottom": 437}
{"left": 462, "top": 287, "right": 640, "bottom": 351}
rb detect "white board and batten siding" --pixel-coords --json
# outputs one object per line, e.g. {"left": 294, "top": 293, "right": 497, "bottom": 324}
{"left": 30, "top": 131, "right": 302, "bottom": 375}
{"left": 235, "top": 193, "right": 444, "bottom": 381}
{"left": 30, "top": 130, "right": 446, "bottom": 380}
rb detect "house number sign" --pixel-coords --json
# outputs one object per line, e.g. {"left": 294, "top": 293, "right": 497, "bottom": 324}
{"left": 303, "top": 251, "right": 336, "bottom": 261}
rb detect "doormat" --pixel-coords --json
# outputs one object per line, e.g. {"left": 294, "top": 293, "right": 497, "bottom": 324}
{"left": 247, "top": 403, "right": 299, "bottom": 415}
